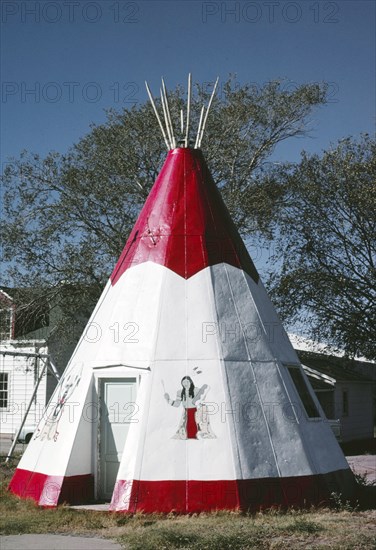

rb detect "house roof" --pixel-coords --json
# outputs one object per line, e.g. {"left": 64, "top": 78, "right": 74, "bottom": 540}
{"left": 302, "top": 365, "right": 336, "bottom": 389}
{"left": 289, "top": 332, "right": 375, "bottom": 365}
{"left": 299, "top": 350, "right": 374, "bottom": 386}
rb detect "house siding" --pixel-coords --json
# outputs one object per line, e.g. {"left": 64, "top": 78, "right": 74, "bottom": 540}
{"left": 0, "top": 343, "right": 49, "bottom": 435}
{"left": 334, "top": 382, "right": 374, "bottom": 442}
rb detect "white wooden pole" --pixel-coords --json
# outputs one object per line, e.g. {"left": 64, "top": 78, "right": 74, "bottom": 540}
{"left": 162, "top": 78, "right": 176, "bottom": 148}
{"left": 197, "top": 77, "right": 219, "bottom": 148}
{"left": 145, "top": 81, "right": 170, "bottom": 150}
{"left": 194, "top": 106, "right": 205, "bottom": 149}
{"left": 160, "top": 88, "right": 173, "bottom": 149}
{"left": 185, "top": 73, "right": 192, "bottom": 147}
{"left": 180, "top": 109, "right": 184, "bottom": 136}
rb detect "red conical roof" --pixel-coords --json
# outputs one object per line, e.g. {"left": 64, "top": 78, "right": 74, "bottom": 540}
{"left": 111, "top": 147, "right": 259, "bottom": 284}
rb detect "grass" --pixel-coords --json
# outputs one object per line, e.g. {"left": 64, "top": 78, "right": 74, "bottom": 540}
{"left": 1, "top": 458, "right": 376, "bottom": 549}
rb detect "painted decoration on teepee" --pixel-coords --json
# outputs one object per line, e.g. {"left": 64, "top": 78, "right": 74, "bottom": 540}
{"left": 163, "top": 374, "right": 216, "bottom": 440}
{"left": 34, "top": 362, "right": 83, "bottom": 442}
{"left": 8, "top": 74, "right": 355, "bottom": 513}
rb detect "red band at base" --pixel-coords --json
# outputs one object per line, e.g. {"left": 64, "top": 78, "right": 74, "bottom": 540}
{"left": 8, "top": 468, "right": 94, "bottom": 506}
{"left": 9, "top": 467, "right": 355, "bottom": 512}
{"left": 110, "top": 469, "right": 355, "bottom": 513}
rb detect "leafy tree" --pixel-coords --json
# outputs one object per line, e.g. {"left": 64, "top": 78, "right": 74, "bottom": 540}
{"left": 267, "top": 134, "right": 376, "bottom": 360}
{"left": 1, "top": 77, "right": 328, "bottom": 357}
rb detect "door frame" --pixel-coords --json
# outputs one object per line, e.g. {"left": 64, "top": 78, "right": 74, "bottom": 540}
{"left": 94, "top": 373, "right": 139, "bottom": 501}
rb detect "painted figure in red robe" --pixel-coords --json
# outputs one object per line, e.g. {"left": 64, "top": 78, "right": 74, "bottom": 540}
{"left": 164, "top": 376, "right": 216, "bottom": 440}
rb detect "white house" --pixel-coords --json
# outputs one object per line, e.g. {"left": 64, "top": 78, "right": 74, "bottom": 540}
{"left": 290, "top": 334, "right": 375, "bottom": 443}
{"left": 0, "top": 290, "right": 57, "bottom": 437}
{"left": 0, "top": 340, "right": 50, "bottom": 437}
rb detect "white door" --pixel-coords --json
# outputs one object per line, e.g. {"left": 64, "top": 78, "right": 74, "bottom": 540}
{"left": 99, "top": 378, "right": 137, "bottom": 500}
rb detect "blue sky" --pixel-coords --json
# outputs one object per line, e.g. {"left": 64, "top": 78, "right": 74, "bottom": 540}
{"left": 1, "top": 0, "right": 374, "bottom": 169}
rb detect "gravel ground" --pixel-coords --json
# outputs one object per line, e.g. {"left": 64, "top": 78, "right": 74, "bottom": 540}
{"left": 347, "top": 455, "right": 376, "bottom": 483}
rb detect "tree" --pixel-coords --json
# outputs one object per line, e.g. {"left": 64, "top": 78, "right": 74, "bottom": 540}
{"left": 267, "top": 134, "right": 376, "bottom": 360}
{"left": 1, "top": 77, "right": 328, "bottom": 354}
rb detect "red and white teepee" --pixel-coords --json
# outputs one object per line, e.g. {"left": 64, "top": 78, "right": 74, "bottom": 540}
{"left": 9, "top": 76, "right": 355, "bottom": 512}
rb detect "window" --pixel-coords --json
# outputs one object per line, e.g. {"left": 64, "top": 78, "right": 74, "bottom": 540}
{"left": 342, "top": 390, "right": 349, "bottom": 416}
{"left": 287, "top": 366, "right": 320, "bottom": 418}
{"left": 315, "top": 390, "right": 335, "bottom": 419}
{"left": 0, "top": 373, "right": 9, "bottom": 409}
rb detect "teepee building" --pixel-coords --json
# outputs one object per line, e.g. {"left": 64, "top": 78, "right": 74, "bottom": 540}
{"left": 9, "top": 76, "right": 355, "bottom": 512}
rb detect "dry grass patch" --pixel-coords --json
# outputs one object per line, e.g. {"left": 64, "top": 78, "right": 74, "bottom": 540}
{"left": 113, "top": 510, "right": 375, "bottom": 549}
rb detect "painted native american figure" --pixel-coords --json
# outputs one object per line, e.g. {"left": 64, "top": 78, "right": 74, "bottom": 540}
{"left": 164, "top": 375, "right": 216, "bottom": 440}
{"left": 34, "top": 363, "right": 82, "bottom": 442}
